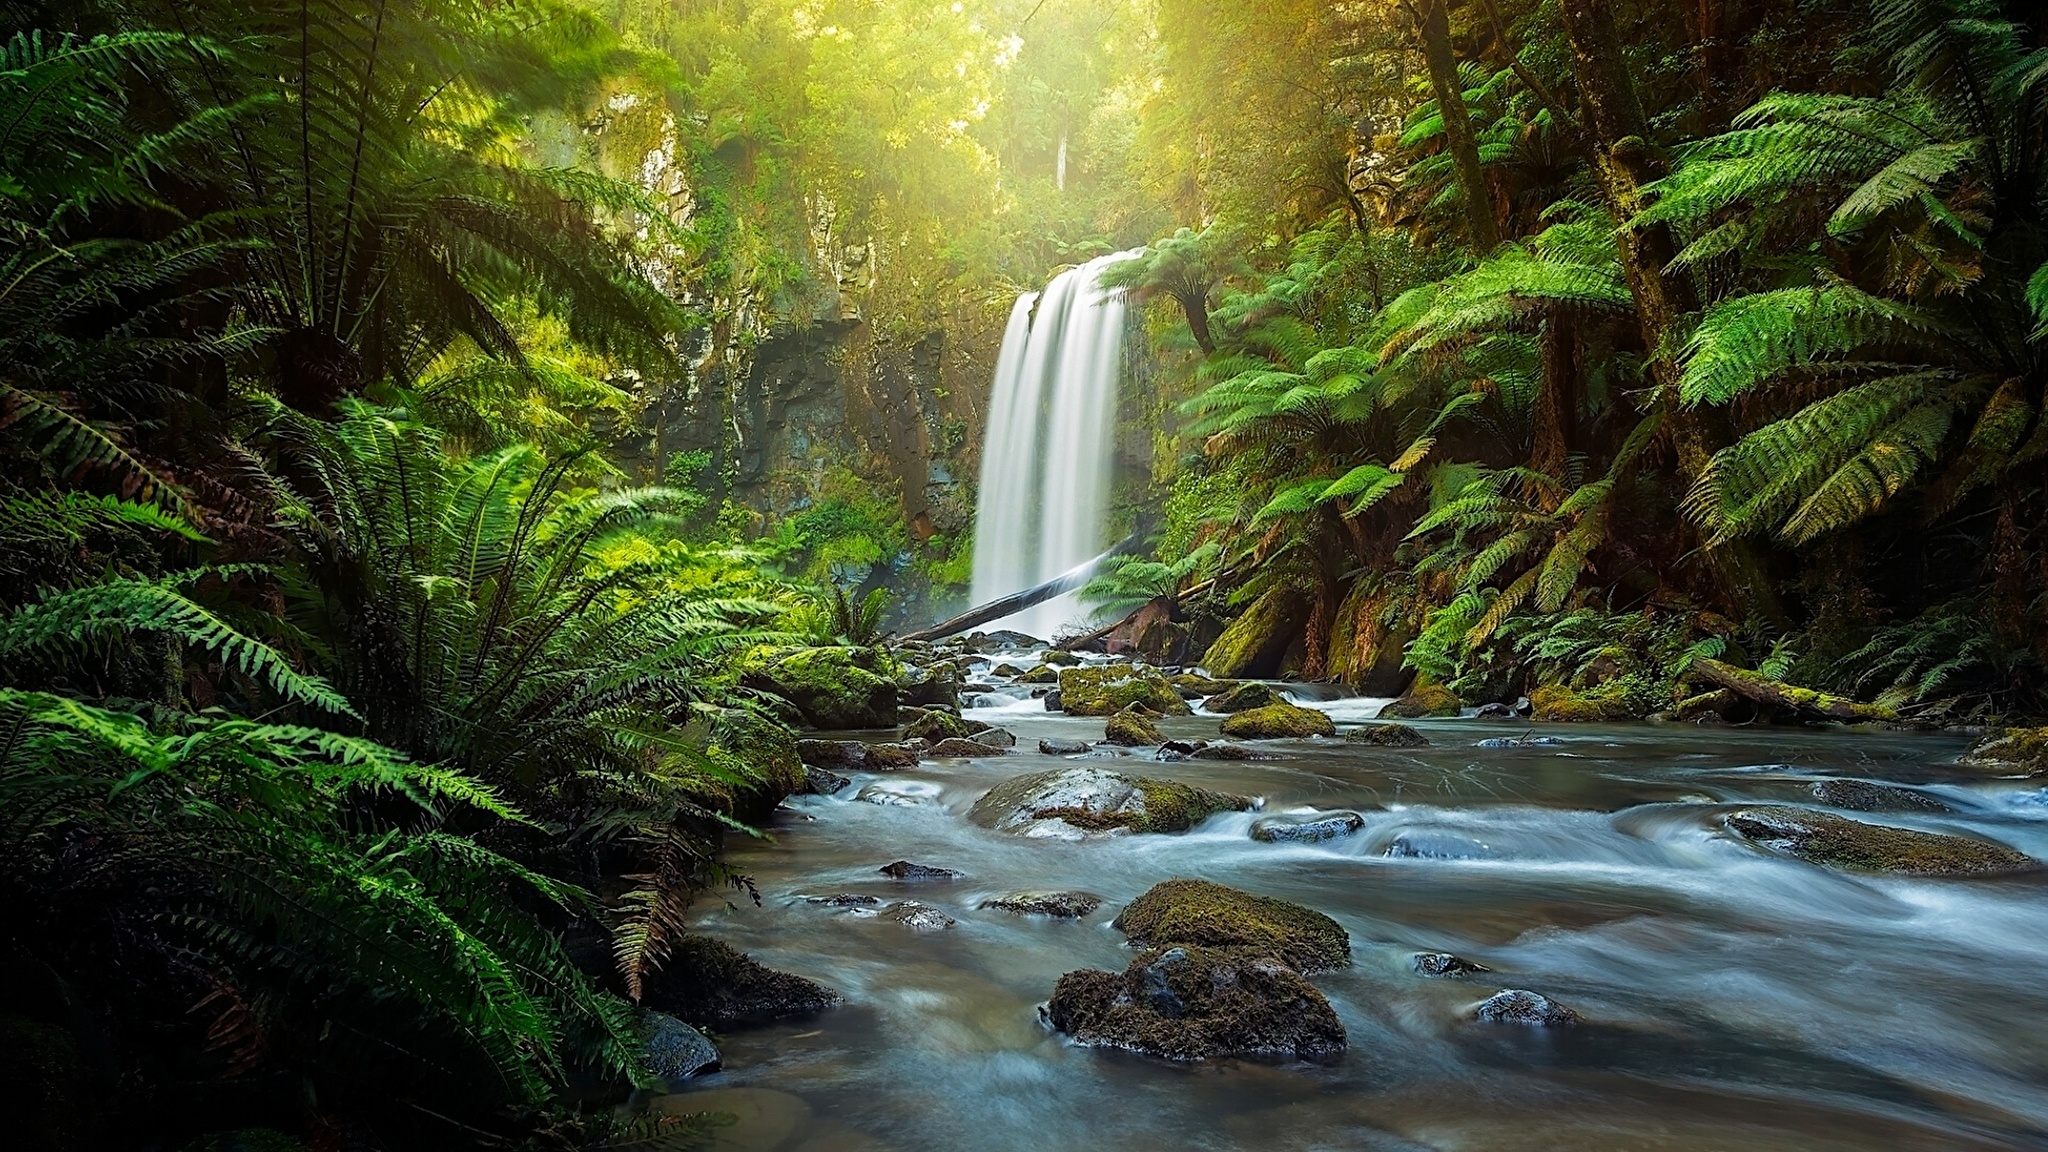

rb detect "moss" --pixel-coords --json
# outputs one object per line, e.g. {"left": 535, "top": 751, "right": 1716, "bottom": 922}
{"left": 902, "top": 707, "right": 975, "bottom": 741}
{"left": 1529, "top": 682, "right": 1634, "bottom": 721}
{"left": 1725, "top": 807, "right": 2033, "bottom": 875}
{"left": 700, "top": 704, "right": 807, "bottom": 810}
{"left": 642, "top": 936, "right": 843, "bottom": 1026}
{"left": 1219, "top": 702, "right": 1336, "bottom": 739}
{"left": 1131, "top": 778, "right": 1252, "bottom": 832}
{"left": 736, "top": 645, "right": 899, "bottom": 729}
{"left": 1201, "top": 681, "right": 1281, "bottom": 713}
{"left": 968, "top": 767, "right": 1249, "bottom": 834}
{"left": 1040, "top": 649, "right": 1081, "bottom": 666}
{"left": 1961, "top": 727, "right": 2048, "bottom": 774}
{"left": 1104, "top": 706, "right": 1166, "bottom": 746}
{"left": 1043, "top": 945, "right": 1345, "bottom": 1062}
{"left": 1056, "top": 665, "right": 1191, "bottom": 716}
{"left": 1019, "top": 664, "right": 1060, "bottom": 684}
{"left": 1377, "top": 681, "right": 1462, "bottom": 719}
{"left": 1346, "top": 722, "right": 1428, "bottom": 747}
{"left": 1113, "top": 879, "right": 1351, "bottom": 972}
{"left": 1199, "top": 585, "right": 1309, "bottom": 678}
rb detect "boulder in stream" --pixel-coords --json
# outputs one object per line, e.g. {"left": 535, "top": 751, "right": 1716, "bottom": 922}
{"left": 1724, "top": 806, "right": 2032, "bottom": 875}
{"left": 902, "top": 707, "right": 981, "bottom": 742}
{"left": 882, "top": 901, "right": 956, "bottom": 930}
{"left": 1055, "top": 666, "right": 1191, "bottom": 717}
{"left": 1190, "top": 742, "right": 1276, "bottom": 761}
{"left": 968, "top": 767, "right": 1252, "bottom": 836}
{"left": 796, "top": 739, "right": 870, "bottom": 769}
{"left": 1959, "top": 727, "right": 2048, "bottom": 774}
{"left": 1219, "top": 702, "right": 1336, "bottom": 739}
{"left": 636, "top": 1010, "right": 721, "bottom": 1084}
{"left": 983, "top": 891, "right": 1103, "bottom": 918}
{"left": 1043, "top": 944, "right": 1346, "bottom": 1063}
{"left": 1038, "top": 737, "right": 1092, "bottom": 756}
{"left": 1810, "top": 778, "right": 1950, "bottom": 813}
{"left": 879, "top": 860, "right": 962, "bottom": 881}
{"left": 801, "top": 764, "right": 850, "bottom": 796}
{"left": 926, "top": 736, "right": 1007, "bottom": 758}
{"left": 1201, "top": 682, "right": 1282, "bottom": 713}
{"left": 865, "top": 741, "right": 921, "bottom": 768}
{"left": 1346, "top": 722, "right": 1428, "bottom": 747}
{"left": 1104, "top": 705, "right": 1166, "bottom": 746}
{"left": 973, "top": 727, "right": 1019, "bottom": 749}
{"left": 1473, "top": 989, "right": 1578, "bottom": 1027}
{"left": 641, "top": 936, "right": 841, "bottom": 1027}
{"left": 1250, "top": 811, "right": 1368, "bottom": 844}
{"left": 1377, "top": 682, "right": 1462, "bottom": 719}
{"left": 737, "top": 645, "right": 899, "bottom": 729}
{"left": 1113, "top": 879, "right": 1351, "bottom": 973}
{"left": 1412, "top": 952, "right": 1489, "bottom": 978}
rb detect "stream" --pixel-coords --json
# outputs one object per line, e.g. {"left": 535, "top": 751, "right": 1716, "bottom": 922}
{"left": 665, "top": 672, "right": 2048, "bottom": 1150}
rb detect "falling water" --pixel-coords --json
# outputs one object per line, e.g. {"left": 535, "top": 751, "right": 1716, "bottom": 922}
{"left": 969, "top": 251, "right": 1137, "bottom": 639}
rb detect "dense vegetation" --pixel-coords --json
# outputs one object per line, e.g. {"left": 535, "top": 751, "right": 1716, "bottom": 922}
{"left": 4, "top": 0, "right": 2046, "bottom": 1147}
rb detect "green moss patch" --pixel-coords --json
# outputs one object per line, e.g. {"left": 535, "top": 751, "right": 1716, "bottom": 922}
{"left": 1219, "top": 702, "right": 1336, "bottom": 739}
{"left": 737, "top": 645, "right": 899, "bottom": 729}
{"left": 1725, "top": 807, "right": 2033, "bottom": 875}
{"left": 1043, "top": 945, "right": 1345, "bottom": 1062}
{"left": 1113, "top": 879, "right": 1351, "bottom": 972}
{"left": 1202, "top": 681, "right": 1281, "bottom": 713}
{"left": 1377, "top": 681, "right": 1462, "bottom": 719}
{"left": 1104, "top": 706, "right": 1166, "bottom": 746}
{"left": 1961, "top": 727, "right": 2048, "bottom": 774}
{"left": 1056, "top": 665, "right": 1191, "bottom": 716}
{"left": 1528, "top": 683, "right": 1635, "bottom": 721}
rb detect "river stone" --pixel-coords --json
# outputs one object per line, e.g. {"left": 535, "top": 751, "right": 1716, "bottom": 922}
{"left": 927, "top": 736, "right": 1006, "bottom": 757}
{"left": 983, "top": 891, "right": 1103, "bottom": 918}
{"left": 1346, "top": 723, "right": 1428, "bottom": 747}
{"left": 805, "top": 893, "right": 882, "bottom": 906}
{"left": 1250, "top": 811, "right": 1368, "bottom": 844}
{"left": 967, "top": 767, "right": 1252, "bottom": 836}
{"left": 801, "top": 764, "right": 850, "bottom": 796}
{"left": 865, "top": 741, "right": 921, "bottom": 768}
{"left": 1724, "top": 806, "right": 2032, "bottom": 875}
{"left": 902, "top": 707, "right": 978, "bottom": 742}
{"left": 1043, "top": 944, "right": 1345, "bottom": 1063}
{"left": 1474, "top": 703, "right": 1515, "bottom": 719}
{"left": 737, "top": 645, "right": 899, "bottom": 729}
{"left": 1413, "top": 952, "right": 1489, "bottom": 978}
{"left": 1056, "top": 665, "right": 1192, "bottom": 717}
{"left": 1039, "top": 737, "right": 1092, "bottom": 755}
{"left": 1104, "top": 706, "right": 1166, "bottom": 746}
{"left": 1383, "top": 830, "right": 1490, "bottom": 860}
{"left": 1019, "top": 664, "right": 1060, "bottom": 684}
{"left": 991, "top": 662, "right": 1030, "bottom": 678}
{"left": 1219, "top": 702, "right": 1336, "bottom": 739}
{"left": 1202, "top": 682, "right": 1282, "bottom": 713}
{"left": 1113, "top": 879, "right": 1351, "bottom": 973}
{"left": 1191, "top": 742, "right": 1274, "bottom": 761}
{"left": 882, "top": 901, "right": 956, "bottom": 930}
{"left": 637, "top": 1010, "right": 721, "bottom": 1084}
{"left": 973, "top": 726, "right": 1019, "bottom": 749}
{"left": 1040, "top": 649, "right": 1081, "bottom": 666}
{"left": 853, "top": 783, "right": 927, "bottom": 806}
{"left": 1044, "top": 689, "right": 1063, "bottom": 710}
{"left": 1378, "top": 683, "right": 1461, "bottom": 719}
{"left": 1959, "top": 727, "right": 2048, "bottom": 774}
{"left": 898, "top": 661, "right": 963, "bottom": 707}
{"left": 641, "top": 936, "right": 841, "bottom": 1026}
{"left": 1172, "top": 673, "right": 1231, "bottom": 698}
{"left": 879, "top": 860, "right": 963, "bottom": 881}
{"left": 1810, "top": 778, "right": 1951, "bottom": 813}
{"left": 796, "top": 739, "right": 869, "bottom": 769}
{"left": 1475, "top": 735, "right": 1563, "bottom": 748}
{"left": 1473, "top": 989, "right": 1578, "bottom": 1026}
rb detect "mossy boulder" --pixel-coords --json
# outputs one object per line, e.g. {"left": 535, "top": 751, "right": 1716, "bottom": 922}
{"left": 1810, "top": 779, "right": 1950, "bottom": 813}
{"left": 926, "top": 736, "right": 1006, "bottom": 757}
{"left": 1219, "top": 702, "right": 1336, "bottom": 739}
{"left": 1040, "top": 649, "right": 1082, "bottom": 666}
{"left": 1112, "top": 879, "right": 1351, "bottom": 973}
{"left": 1043, "top": 945, "right": 1344, "bottom": 1063}
{"left": 1199, "top": 585, "right": 1311, "bottom": 679}
{"left": 1104, "top": 705, "right": 1166, "bottom": 746}
{"left": 1347, "top": 722, "right": 1428, "bottom": 747}
{"left": 1202, "top": 681, "right": 1282, "bottom": 713}
{"left": 1960, "top": 727, "right": 2048, "bottom": 774}
{"left": 641, "top": 936, "right": 842, "bottom": 1027}
{"left": 897, "top": 661, "right": 963, "bottom": 707}
{"left": 983, "top": 891, "right": 1103, "bottom": 918}
{"left": 901, "top": 707, "right": 978, "bottom": 742}
{"left": 1377, "top": 682, "right": 1462, "bottom": 719}
{"left": 1019, "top": 664, "right": 1060, "bottom": 684}
{"left": 1056, "top": 665, "right": 1191, "bottom": 716}
{"left": 1172, "top": 673, "right": 1232, "bottom": 697}
{"left": 967, "top": 767, "right": 1251, "bottom": 836}
{"left": 1724, "top": 807, "right": 2033, "bottom": 875}
{"left": 697, "top": 704, "right": 807, "bottom": 818}
{"left": 1528, "top": 682, "right": 1635, "bottom": 722}
{"left": 737, "top": 645, "right": 899, "bottom": 729}
{"left": 1473, "top": 989, "right": 1579, "bottom": 1027}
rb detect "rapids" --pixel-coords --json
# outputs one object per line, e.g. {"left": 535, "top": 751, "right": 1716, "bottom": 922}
{"left": 667, "top": 674, "right": 2048, "bottom": 1150}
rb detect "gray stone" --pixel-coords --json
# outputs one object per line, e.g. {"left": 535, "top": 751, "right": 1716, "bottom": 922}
{"left": 637, "top": 1010, "right": 721, "bottom": 1084}
{"left": 1810, "top": 778, "right": 1951, "bottom": 813}
{"left": 927, "top": 736, "right": 1006, "bottom": 757}
{"left": 973, "top": 726, "right": 1018, "bottom": 748}
{"left": 1412, "top": 952, "right": 1489, "bottom": 978}
{"left": 967, "top": 766, "right": 1252, "bottom": 836}
{"left": 796, "top": 739, "right": 868, "bottom": 769}
{"left": 982, "top": 891, "right": 1103, "bottom": 918}
{"left": 1473, "top": 989, "right": 1578, "bottom": 1026}
{"left": 805, "top": 893, "right": 882, "bottom": 907}
{"left": 879, "top": 860, "right": 963, "bottom": 881}
{"left": 1250, "top": 811, "right": 1367, "bottom": 843}
{"left": 802, "top": 764, "right": 850, "bottom": 796}
{"left": 882, "top": 901, "right": 956, "bottom": 930}
{"left": 1190, "top": 742, "right": 1274, "bottom": 761}
{"left": 1347, "top": 723, "right": 1428, "bottom": 747}
{"left": 1038, "top": 737, "right": 1092, "bottom": 755}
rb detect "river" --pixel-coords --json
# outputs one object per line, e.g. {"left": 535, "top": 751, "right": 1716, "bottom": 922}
{"left": 663, "top": 680, "right": 2048, "bottom": 1151}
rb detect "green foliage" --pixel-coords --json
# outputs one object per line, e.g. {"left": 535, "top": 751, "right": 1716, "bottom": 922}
{"left": 1081, "top": 542, "right": 1222, "bottom": 614}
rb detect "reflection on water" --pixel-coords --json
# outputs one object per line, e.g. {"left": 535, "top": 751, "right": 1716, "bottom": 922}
{"left": 666, "top": 695, "right": 2048, "bottom": 1151}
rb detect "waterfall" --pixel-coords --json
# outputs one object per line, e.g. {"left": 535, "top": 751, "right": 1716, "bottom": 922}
{"left": 969, "top": 251, "right": 1136, "bottom": 639}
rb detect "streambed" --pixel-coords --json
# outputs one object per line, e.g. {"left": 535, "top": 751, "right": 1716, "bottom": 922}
{"left": 666, "top": 689, "right": 2048, "bottom": 1150}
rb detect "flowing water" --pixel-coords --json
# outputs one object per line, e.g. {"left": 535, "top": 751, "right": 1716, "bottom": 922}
{"left": 968, "top": 254, "right": 1137, "bottom": 639}
{"left": 668, "top": 669, "right": 2048, "bottom": 1151}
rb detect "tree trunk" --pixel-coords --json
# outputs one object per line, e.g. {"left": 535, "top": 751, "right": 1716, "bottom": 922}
{"left": 1176, "top": 289, "right": 1217, "bottom": 354}
{"left": 1684, "top": 658, "right": 1894, "bottom": 722}
{"left": 1533, "top": 312, "right": 1577, "bottom": 487}
{"left": 896, "top": 530, "right": 1148, "bottom": 642}
{"left": 1416, "top": 0, "right": 1499, "bottom": 250}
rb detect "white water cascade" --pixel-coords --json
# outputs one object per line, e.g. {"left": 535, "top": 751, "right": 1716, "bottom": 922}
{"left": 969, "top": 251, "right": 1138, "bottom": 639}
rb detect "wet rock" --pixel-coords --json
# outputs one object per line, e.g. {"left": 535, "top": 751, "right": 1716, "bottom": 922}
{"left": 641, "top": 936, "right": 841, "bottom": 1026}
{"left": 991, "top": 662, "right": 1030, "bottom": 678}
{"left": 879, "top": 860, "right": 963, "bottom": 881}
{"left": 982, "top": 891, "right": 1103, "bottom": 918}
{"left": 1044, "top": 944, "right": 1345, "bottom": 1063}
{"left": 854, "top": 784, "right": 927, "bottom": 806}
{"left": 1473, "top": 989, "right": 1578, "bottom": 1026}
{"left": 737, "top": 645, "right": 899, "bottom": 729}
{"left": 801, "top": 764, "right": 850, "bottom": 796}
{"left": 1377, "top": 683, "right": 1462, "bottom": 719}
{"left": 902, "top": 707, "right": 978, "bottom": 742}
{"left": 805, "top": 893, "right": 882, "bottom": 906}
{"left": 1811, "top": 778, "right": 1951, "bottom": 813}
{"left": 972, "top": 727, "right": 1018, "bottom": 749}
{"left": 1529, "top": 683, "right": 1636, "bottom": 722}
{"left": 1018, "top": 664, "right": 1058, "bottom": 685}
{"left": 1040, "top": 649, "right": 1082, "bottom": 666}
{"left": 1382, "top": 830, "right": 1490, "bottom": 860}
{"left": 865, "top": 742, "right": 921, "bottom": 768}
{"left": 882, "top": 901, "right": 956, "bottom": 930}
{"left": 1104, "top": 705, "right": 1167, "bottom": 746}
{"left": 1160, "top": 739, "right": 1203, "bottom": 756}
{"left": 1172, "top": 673, "right": 1232, "bottom": 698}
{"left": 926, "top": 736, "right": 1006, "bottom": 757}
{"left": 1191, "top": 742, "right": 1275, "bottom": 761}
{"left": 1219, "top": 702, "right": 1336, "bottom": 739}
{"left": 1056, "top": 665, "right": 1191, "bottom": 717}
{"left": 1725, "top": 806, "right": 2032, "bottom": 875}
{"left": 796, "top": 739, "right": 870, "bottom": 769}
{"left": 1347, "top": 723, "right": 1428, "bottom": 747}
{"left": 1038, "top": 737, "right": 1092, "bottom": 756}
{"left": 1475, "top": 735, "right": 1563, "bottom": 748}
{"left": 1199, "top": 585, "right": 1311, "bottom": 679}
{"left": 1473, "top": 703, "right": 1514, "bottom": 719}
{"left": 1412, "top": 952, "right": 1489, "bottom": 978}
{"left": 968, "top": 767, "right": 1252, "bottom": 836}
{"left": 1114, "top": 879, "right": 1351, "bottom": 973}
{"left": 637, "top": 1010, "right": 721, "bottom": 1084}
{"left": 1250, "top": 811, "right": 1368, "bottom": 844}
{"left": 1201, "top": 682, "right": 1282, "bottom": 713}
{"left": 1960, "top": 727, "right": 2048, "bottom": 774}
{"left": 898, "top": 661, "right": 963, "bottom": 707}
{"left": 967, "top": 629, "right": 1044, "bottom": 650}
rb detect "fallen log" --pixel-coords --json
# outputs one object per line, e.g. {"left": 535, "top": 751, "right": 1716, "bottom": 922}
{"left": 1683, "top": 659, "right": 1894, "bottom": 723}
{"left": 897, "top": 531, "right": 1147, "bottom": 643}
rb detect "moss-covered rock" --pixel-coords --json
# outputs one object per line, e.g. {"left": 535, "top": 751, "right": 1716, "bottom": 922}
{"left": 1528, "top": 682, "right": 1635, "bottom": 722}
{"left": 737, "top": 645, "right": 899, "bottom": 729}
{"left": 1019, "top": 664, "right": 1060, "bottom": 684}
{"left": 642, "top": 936, "right": 843, "bottom": 1027}
{"left": 1219, "top": 702, "right": 1336, "bottom": 739}
{"left": 926, "top": 736, "right": 1006, "bottom": 757}
{"left": 1724, "top": 807, "right": 2033, "bottom": 875}
{"left": 1043, "top": 945, "right": 1345, "bottom": 1063}
{"left": 1960, "top": 727, "right": 2048, "bottom": 774}
{"left": 1810, "top": 778, "right": 1950, "bottom": 813}
{"left": 1346, "top": 722, "right": 1429, "bottom": 747}
{"left": 1377, "top": 681, "right": 1462, "bottom": 719}
{"left": 967, "top": 767, "right": 1251, "bottom": 836}
{"left": 698, "top": 704, "right": 806, "bottom": 817}
{"left": 1172, "top": 673, "right": 1232, "bottom": 697}
{"left": 902, "top": 707, "right": 977, "bottom": 742}
{"left": 1202, "top": 681, "right": 1282, "bottom": 713}
{"left": 983, "top": 891, "right": 1103, "bottom": 918}
{"left": 1198, "top": 586, "right": 1310, "bottom": 678}
{"left": 1104, "top": 705, "right": 1166, "bottom": 746}
{"left": 1039, "top": 649, "right": 1082, "bottom": 666}
{"left": 1056, "top": 665, "right": 1191, "bottom": 716}
{"left": 897, "top": 661, "right": 962, "bottom": 706}
{"left": 1112, "top": 879, "right": 1351, "bottom": 973}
